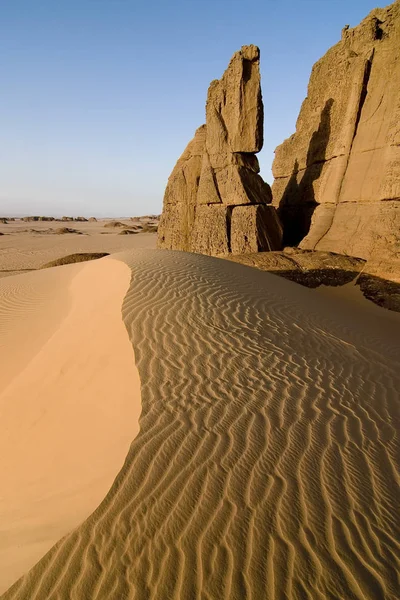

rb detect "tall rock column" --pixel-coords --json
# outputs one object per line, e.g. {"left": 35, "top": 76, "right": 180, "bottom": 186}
{"left": 158, "top": 45, "right": 282, "bottom": 256}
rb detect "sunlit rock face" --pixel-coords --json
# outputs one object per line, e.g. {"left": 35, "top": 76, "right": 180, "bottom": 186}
{"left": 158, "top": 45, "right": 282, "bottom": 256}
{"left": 272, "top": 1, "right": 400, "bottom": 284}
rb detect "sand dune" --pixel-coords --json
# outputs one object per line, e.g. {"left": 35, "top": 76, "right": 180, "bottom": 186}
{"left": 0, "top": 258, "right": 141, "bottom": 594}
{"left": 2, "top": 249, "right": 400, "bottom": 599}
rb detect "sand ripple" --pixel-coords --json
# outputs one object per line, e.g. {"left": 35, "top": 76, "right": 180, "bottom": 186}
{"left": 3, "top": 250, "right": 399, "bottom": 600}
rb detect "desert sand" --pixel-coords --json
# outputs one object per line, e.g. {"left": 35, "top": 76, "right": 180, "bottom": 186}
{"left": 0, "top": 258, "right": 141, "bottom": 594}
{"left": 0, "top": 218, "right": 157, "bottom": 278}
{"left": 1, "top": 249, "right": 399, "bottom": 599}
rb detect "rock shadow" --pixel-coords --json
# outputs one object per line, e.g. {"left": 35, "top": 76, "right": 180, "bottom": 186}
{"left": 273, "top": 269, "right": 400, "bottom": 312}
{"left": 279, "top": 98, "right": 334, "bottom": 246}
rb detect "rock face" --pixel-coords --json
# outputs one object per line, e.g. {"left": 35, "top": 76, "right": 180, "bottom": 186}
{"left": 158, "top": 46, "right": 282, "bottom": 255}
{"left": 272, "top": 1, "right": 400, "bottom": 282}
{"left": 230, "top": 205, "right": 283, "bottom": 254}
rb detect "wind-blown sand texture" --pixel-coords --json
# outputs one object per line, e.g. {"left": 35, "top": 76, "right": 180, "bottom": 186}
{"left": 1, "top": 249, "right": 400, "bottom": 599}
{"left": 0, "top": 258, "right": 141, "bottom": 594}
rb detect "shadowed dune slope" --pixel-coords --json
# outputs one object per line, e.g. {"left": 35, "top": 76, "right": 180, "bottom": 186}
{"left": 3, "top": 249, "right": 400, "bottom": 600}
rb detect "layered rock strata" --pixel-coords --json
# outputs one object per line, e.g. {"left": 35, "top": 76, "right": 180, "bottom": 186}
{"left": 158, "top": 45, "right": 282, "bottom": 255}
{"left": 272, "top": 1, "right": 400, "bottom": 282}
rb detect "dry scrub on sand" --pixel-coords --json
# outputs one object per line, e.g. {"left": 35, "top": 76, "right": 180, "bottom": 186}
{"left": 3, "top": 249, "right": 399, "bottom": 600}
{"left": 41, "top": 252, "right": 110, "bottom": 268}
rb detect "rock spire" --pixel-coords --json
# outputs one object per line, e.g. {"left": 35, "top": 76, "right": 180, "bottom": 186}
{"left": 158, "top": 45, "right": 282, "bottom": 255}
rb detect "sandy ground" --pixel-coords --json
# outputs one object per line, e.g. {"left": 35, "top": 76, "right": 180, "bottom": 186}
{"left": 0, "top": 258, "right": 141, "bottom": 594}
{"left": 3, "top": 249, "right": 399, "bottom": 600}
{"left": 0, "top": 218, "right": 157, "bottom": 277}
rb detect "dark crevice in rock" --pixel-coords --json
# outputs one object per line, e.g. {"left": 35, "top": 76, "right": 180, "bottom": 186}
{"left": 278, "top": 98, "right": 334, "bottom": 246}
{"left": 337, "top": 198, "right": 400, "bottom": 204}
{"left": 353, "top": 53, "right": 374, "bottom": 141}
{"left": 275, "top": 152, "right": 348, "bottom": 180}
{"left": 211, "top": 169, "right": 222, "bottom": 203}
{"left": 374, "top": 18, "right": 384, "bottom": 40}
{"left": 226, "top": 206, "right": 233, "bottom": 253}
{"left": 242, "top": 59, "right": 253, "bottom": 84}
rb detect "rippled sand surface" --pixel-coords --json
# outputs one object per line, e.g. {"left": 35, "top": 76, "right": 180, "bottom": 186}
{"left": 2, "top": 250, "right": 399, "bottom": 600}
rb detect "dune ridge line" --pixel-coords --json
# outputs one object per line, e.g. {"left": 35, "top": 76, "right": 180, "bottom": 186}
{"left": 0, "top": 257, "right": 141, "bottom": 594}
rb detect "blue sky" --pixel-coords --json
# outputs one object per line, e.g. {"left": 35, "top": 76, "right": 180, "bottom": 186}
{"left": 0, "top": 0, "right": 385, "bottom": 217}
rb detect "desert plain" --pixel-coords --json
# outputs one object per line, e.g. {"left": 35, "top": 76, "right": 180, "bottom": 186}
{"left": 0, "top": 217, "right": 158, "bottom": 278}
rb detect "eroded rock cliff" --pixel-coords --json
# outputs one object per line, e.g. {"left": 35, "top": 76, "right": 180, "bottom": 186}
{"left": 272, "top": 1, "right": 400, "bottom": 283}
{"left": 158, "top": 45, "right": 282, "bottom": 255}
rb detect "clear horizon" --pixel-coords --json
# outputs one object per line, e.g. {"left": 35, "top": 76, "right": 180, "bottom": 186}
{"left": 0, "top": 0, "right": 385, "bottom": 217}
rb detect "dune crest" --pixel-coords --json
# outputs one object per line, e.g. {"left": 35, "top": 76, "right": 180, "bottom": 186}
{"left": 2, "top": 249, "right": 400, "bottom": 600}
{"left": 0, "top": 258, "right": 141, "bottom": 594}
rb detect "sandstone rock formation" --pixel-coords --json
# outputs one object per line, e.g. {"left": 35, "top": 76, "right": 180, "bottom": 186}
{"left": 158, "top": 45, "right": 282, "bottom": 255}
{"left": 21, "top": 216, "right": 56, "bottom": 222}
{"left": 272, "top": 1, "right": 400, "bottom": 283}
